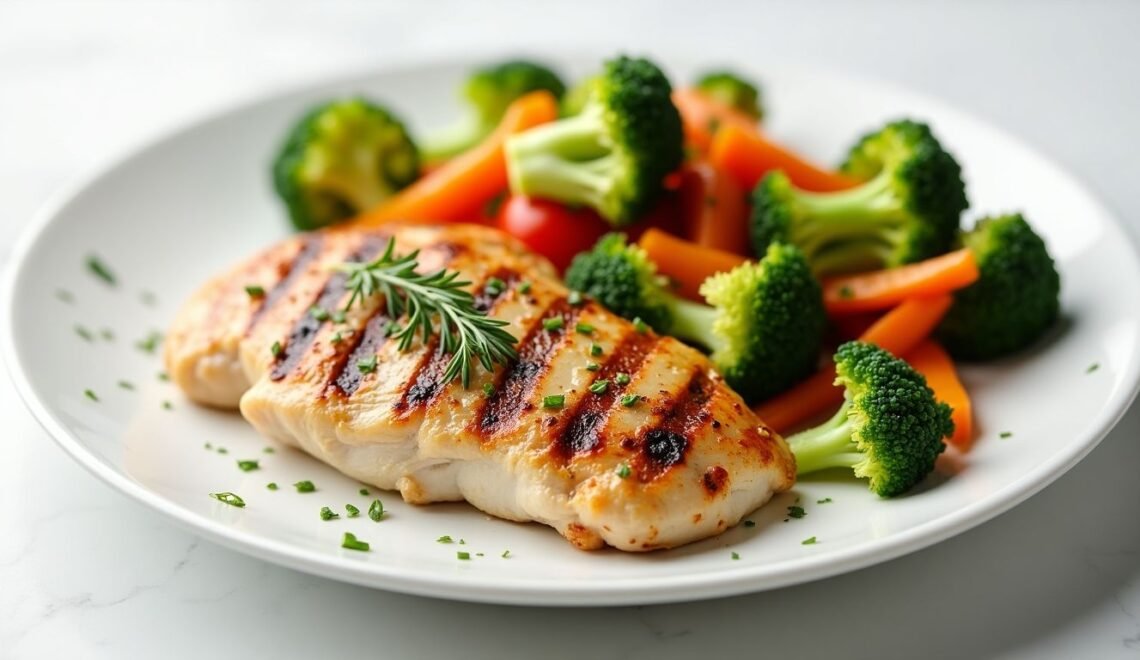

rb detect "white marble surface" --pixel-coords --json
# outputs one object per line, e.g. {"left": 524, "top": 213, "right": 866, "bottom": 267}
{"left": 2, "top": 1, "right": 1140, "bottom": 658}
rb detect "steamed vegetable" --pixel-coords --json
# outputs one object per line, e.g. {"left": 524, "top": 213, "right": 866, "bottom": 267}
{"left": 907, "top": 340, "right": 973, "bottom": 450}
{"left": 695, "top": 70, "right": 764, "bottom": 121}
{"left": 750, "top": 119, "right": 968, "bottom": 274}
{"left": 274, "top": 98, "right": 419, "bottom": 230}
{"left": 566, "top": 234, "right": 825, "bottom": 401}
{"left": 637, "top": 228, "right": 747, "bottom": 300}
{"left": 787, "top": 341, "right": 952, "bottom": 497}
{"left": 822, "top": 248, "right": 979, "bottom": 314}
{"left": 711, "top": 123, "right": 858, "bottom": 193}
{"left": 505, "top": 56, "right": 684, "bottom": 226}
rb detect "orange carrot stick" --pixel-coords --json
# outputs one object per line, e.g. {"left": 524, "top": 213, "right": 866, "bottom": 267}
{"left": 678, "top": 161, "right": 749, "bottom": 255}
{"left": 754, "top": 295, "right": 954, "bottom": 433}
{"left": 906, "top": 340, "right": 973, "bottom": 450}
{"left": 823, "top": 249, "right": 979, "bottom": 315}
{"left": 672, "top": 88, "right": 758, "bottom": 153}
{"left": 353, "top": 91, "right": 559, "bottom": 227}
{"left": 638, "top": 228, "right": 748, "bottom": 301}
{"left": 710, "top": 123, "right": 859, "bottom": 193}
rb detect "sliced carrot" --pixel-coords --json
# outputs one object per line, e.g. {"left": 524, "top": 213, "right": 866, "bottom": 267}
{"left": 823, "top": 249, "right": 978, "bottom": 315}
{"left": 906, "top": 340, "right": 973, "bottom": 450}
{"left": 678, "top": 161, "right": 749, "bottom": 255}
{"left": 710, "top": 123, "right": 859, "bottom": 193}
{"left": 672, "top": 88, "right": 758, "bottom": 153}
{"left": 353, "top": 91, "right": 559, "bottom": 227}
{"left": 638, "top": 228, "right": 748, "bottom": 301}
{"left": 754, "top": 294, "right": 954, "bottom": 433}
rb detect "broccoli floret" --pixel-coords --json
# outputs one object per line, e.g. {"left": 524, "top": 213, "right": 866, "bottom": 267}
{"left": 421, "top": 60, "right": 566, "bottom": 161}
{"left": 559, "top": 75, "right": 600, "bottom": 117}
{"left": 273, "top": 98, "right": 419, "bottom": 231}
{"left": 505, "top": 56, "right": 684, "bottom": 226}
{"left": 565, "top": 234, "right": 825, "bottom": 401}
{"left": 787, "top": 341, "right": 952, "bottom": 497}
{"left": 750, "top": 119, "right": 968, "bottom": 275}
{"left": 937, "top": 213, "right": 1060, "bottom": 360}
{"left": 694, "top": 70, "right": 763, "bottom": 121}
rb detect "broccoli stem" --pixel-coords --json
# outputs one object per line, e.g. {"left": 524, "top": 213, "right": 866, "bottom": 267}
{"left": 420, "top": 116, "right": 486, "bottom": 161}
{"left": 506, "top": 107, "right": 615, "bottom": 205}
{"left": 785, "top": 401, "right": 864, "bottom": 475}
{"left": 662, "top": 295, "right": 723, "bottom": 353}
{"left": 789, "top": 171, "right": 908, "bottom": 259}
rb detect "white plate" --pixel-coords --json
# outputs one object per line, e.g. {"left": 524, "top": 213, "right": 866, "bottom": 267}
{"left": 6, "top": 55, "right": 1140, "bottom": 606}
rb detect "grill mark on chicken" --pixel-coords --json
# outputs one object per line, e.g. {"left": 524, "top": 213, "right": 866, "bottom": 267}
{"left": 329, "top": 310, "right": 393, "bottom": 396}
{"left": 551, "top": 330, "right": 659, "bottom": 460}
{"left": 635, "top": 369, "right": 716, "bottom": 477}
{"left": 477, "top": 298, "right": 581, "bottom": 436}
{"left": 245, "top": 235, "right": 323, "bottom": 334}
{"left": 392, "top": 269, "right": 520, "bottom": 415}
{"left": 269, "top": 234, "right": 388, "bottom": 381}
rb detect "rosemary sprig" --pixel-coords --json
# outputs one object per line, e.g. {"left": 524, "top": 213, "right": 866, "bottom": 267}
{"left": 337, "top": 238, "right": 517, "bottom": 387}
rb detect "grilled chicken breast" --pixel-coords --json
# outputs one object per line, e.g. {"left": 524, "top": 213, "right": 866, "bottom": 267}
{"left": 166, "top": 224, "right": 795, "bottom": 551}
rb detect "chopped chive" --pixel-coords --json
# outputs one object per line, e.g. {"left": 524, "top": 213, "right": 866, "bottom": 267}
{"left": 117, "top": 380, "right": 134, "bottom": 391}
{"left": 518, "top": 281, "right": 532, "bottom": 294}
{"left": 244, "top": 284, "right": 265, "bottom": 298}
{"left": 458, "top": 539, "right": 466, "bottom": 545}
{"left": 358, "top": 488, "right": 369, "bottom": 496}
{"left": 589, "top": 380, "right": 609, "bottom": 395}
{"left": 743, "top": 520, "right": 756, "bottom": 528}
{"left": 135, "top": 331, "right": 162, "bottom": 354}
{"left": 332, "top": 310, "right": 347, "bottom": 324}
{"left": 293, "top": 480, "right": 316, "bottom": 493}
{"left": 567, "top": 291, "right": 584, "bottom": 306}
{"left": 590, "top": 343, "right": 603, "bottom": 357}
{"left": 632, "top": 317, "right": 649, "bottom": 334}
{"left": 437, "top": 535, "right": 453, "bottom": 544}
{"left": 210, "top": 492, "right": 245, "bottom": 508}
{"left": 55, "top": 288, "right": 74, "bottom": 303}
{"left": 802, "top": 536, "right": 818, "bottom": 545}
{"left": 542, "top": 394, "right": 565, "bottom": 409}
{"left": 216, "top": 447, "right": 228, "bottom": 455}
{"left": 731, "top": 551, "right": 740, "bottom": 560}
{"left": 99, "top": 328, "right": 114, "bottom": 341}
{"left": 1086, "top": 362, "right": 1100, "bottom": 374}
{"left": 357, "top": 355, "right": 378, "bottom": 373}
{"left": 263, "top": 447, "right": 275, "bottom": 454}
{"left": 817, "top": 497, "right": 833, "bottom": 504}
{"left": 476, "top": 553, "right": 484, "bottom": 557}
{"left": 341, "top": 532, "right": 369, "bottom": 552}
{"left": 74, "top": 325, "right": 95, "bottom": 342}
{"left": 236, "top": 460, "right": 259, "bottom": 472}
{"left": 346, "top": 503, "right": 360, "bottom": 518}
{"left": 270, "top": 341, "right": 283, "bottom": 357}
{"left": 330, "top": 332, "right": 343, "bottom": 344}
{"left": 586, "top": 361, "right": 600, "bottom": 372}
{"left": 482, "top": 382, "right": 495, "bottom": 397}
{"left": 267, "top": 482, "right": 278, "bottom": 490}
{"left": 1000, "top": 431, "right": 1013, "bottom": 439}
{"left": 157, "top": 371, "right": 170, "bottom": 382}
{"left": 457, "top": 551, "right": 471, "bottom": 560}
{"left": 787, "top": 505, "right": 806, "bottom": 519}
{"left": 542, "top": 317, "right": 564, "bottom": 332}
{"left": 204, "top": 442, "right": 213, "bottom": 450}
{"left": 320, "top": 506, "right": 339, "bottom": 520}
{"left": 501, "top": 550, "right": 511, "bottom": 558}
{"left": 385, "top": 321, "right": 401, "bottom": 335}
{"left": 617, "top": 463, "right": 631, "bottom": 479}
{"left": 620, "top": 394, "right": 639, "bottom": 407}
{"left": 575, "top": 322, "right": 595, "bottom": 335}
{"left": 86, "top": 255, "right": 117, "bottom": 286}
{"left": 161, "top": 400, "right": 173, "bottom": 410}
{"left": 309, "top": 306, "right": 330, "bottom": 321}
{"left": 368, "top": 499, "right": 384, "bottom": 522}
{"left": 485, "top": 277, "right": 506, "bottom": 296}
{"left": 84, "top": 389, "right": 98, "bottom": 402}
{"left": 615, "top": 372, "right": 630, "bottom": 385}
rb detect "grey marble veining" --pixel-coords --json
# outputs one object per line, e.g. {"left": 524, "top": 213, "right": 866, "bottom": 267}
{"left": 3, "top": 1, "right": 1140, "bottom": 658}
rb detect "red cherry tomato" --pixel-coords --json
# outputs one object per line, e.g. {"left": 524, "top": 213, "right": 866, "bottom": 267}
{"left": 496, "top": 196, "right": 611, "bottom": 272}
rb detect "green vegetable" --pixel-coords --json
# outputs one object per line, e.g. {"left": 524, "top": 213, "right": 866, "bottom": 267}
{"left": 505, "top": 55, "right": 683, "bottom": 226}
{"left": 566, "top": 234, "right": 825, "bottom": 401}
{"left": 802, "top": 536, "right": 818, "bottom": 545}
{"left": 293, "top": 480, "right": 316, "bottom": 493}
{"left": 543, "top": 394, "right": 565, "bottom": 409}
{"left": 267, "top": 482, "right": 279, "bottom": 490}
{"left": 245, "top": 285, "right": 265, "bottom": 298}
{"left": 694, "top": 70, "right": 763, "bottom": 121}
{"left": 273, "top": 98, "right": 419, "bottom": 231}
{"left": 421, "top": 60, "right": 565, "bottom": 161}
{"left": 457, "top": 551, "right": 471, "bottom": 560}
{"left": 750, "top": 119, "right": 967, "bottom": 275}
{"left": 341, "top": 532, "right": 370, "bottom": 552}
{"left": 619, "top": 394, "right": 639, "bottom": 407}
{"left": 543, "top": 317, "right": 565, "bottom": 331}
{"left": 236, "top": 460, "right": 259, "bottom": 472}
{"left": 786, "top": 342, "right": 952, "bottom": 497}
{"left": 936, "top": 213, "right": 1060, "bottom": 360}
{"left": 320, "top": 506, "right": 339, "bottom": 520}
{"left": 437, "top": 535, "right": 453, "bottom": 544}
{"left": 616, "top": 463, "right": 631, "bottom": 479}
{"left": 368, "top": 499, "right": 384, "bottom": 522}
{"left": 338, "top": 237, "right": 517, "bottom": 388}
{"left": 787, "top": 505, "right": 805, "bottom": 519}
{"left": 210, "top": 492, "right": 245, "bottom": 508}
{"left": 589, "top": 380, "right": 609, "bottom": 395}
{"left": 345, "top": 504, "right": 360, "bottom": 518}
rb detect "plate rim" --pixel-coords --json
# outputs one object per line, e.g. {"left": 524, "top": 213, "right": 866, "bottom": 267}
{"left": 6, "top": 52, "right": 1140, "bottom": 606}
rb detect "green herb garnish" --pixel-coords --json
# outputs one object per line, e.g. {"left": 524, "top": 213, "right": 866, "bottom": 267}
{"left": 236, "top": 460, "right": 259, "bottom": 472}
{"left": 1086, "top": 362, "right": 1100, "bottom": 374}
{"left": 55, "top": 289, "right": 74, "bottom": 303}
{"left": 837, "top": 285, "right": 854, "bottom": 300}
{"left": 99, "top": 328, "right": 114, "bottom": 341}
{"left": 437, "top": 535, "right": 453, "bottom": 544}
{"left": 575, "top": 322, "right": 595, "bottom": 335}
{"left": 310, "top": 306, "right": 330, "bottom": 321}
{"left": 210, "top": 492, "right": 245, "bottom": 508}
{"left": 518, "top": 281, "right": 532, "bottom": 294}
{"left": 270, "top": 341, "right": 283, "bottom": 357}
{"left": 74, "top": 325, "right": 95, "bottom": 342}
{"left": 267, "top": 482, "right": 278, "bottom": 490}
{"left": 86, "top": 255, "right": 117, "bottom": 286}
{"left": 263, "top": 447, "right": 275, "bottom": 454}
{"left": 590, "top": 343, "right": 603, "bottom": 357}
{"left": 320, "top": 506, "right": 339, "bottom": 520}
{"left": 341, "top": 532, "right": 370, "bottom": 551}
{"left": 482, "top": 382, "right": 495, "bottom": 397}
{"left": 368, "top": 499, "right": 384, "bottom": 522}
{"left": 542, "top": 394, "right": 565, "bottom": 409}
{"left": 615, "top": 372, "right": 630, "bottom": 385}
{"left": 585, "top": 361, "right": 600, "bottom": 372}
{"left": 293, "top": 480, "right": 316, "bottom": 493}
{"left": 357, "top": 355, "right": 378, "bottom": 373}
{"left": 139, "top": 290, "right": 158, "bottom": 306}
{"left": 332, "top": 310, "right": 346, "bottom": 324}
{"left": 589, "top": 380, "right": 609, "bottom": 395}
{"left": 345, "top": 503, "right": 360, "bottom": 518}
{"left": 135, "top": 331, "right": 162, "bottom": 354}
{"left": 1000, "top": 431, "right": 1013, "bottom": 439}
{"left": 84, "top": 389, "right": 98, "bottom": 402}
{"left": 787, "top": 505, "right": 806, "bottom": 519}
{"left": 543, "top": 317, "right": 564, "bottom": 332}
{"left": 731, "top": 551, "right": 740, "bottom": 560}
{"left": 567, "top": 291, "right": 584, "bottom": 306}
{"left": 245, "top": 285, "right": 265, "bottom": 298}
{"left": 817, "top": 497, "right": 832, "bottom": 504}
{"left": 632, "top": 317, "right": 649, "bottom": 334}
{"left": 617, "top": 463, "right": 631, "bottom": 479}
{"left": 457, "top": 551, "right": 471, "bottom": 560}
{"left": 501, "top": 550, "right": 511, "bottom": 558}
{"left": 337, "top": 238, "right": 517, "bottom": 388}
{"left": 743, "top": 520, "right": 756, "bottom": 528}
{"left": 330, "top": 332, "right": 343, "bottom": 344}
{"left": 161, "top": 400, "right": 173, "bottom": 410}
{"left": 118, "top": 380, "right": 134, "bottom": 390}
{"left": 484, "top": 277, "right": 506, "bottom": 296}
{"left": 620, "top": 394, "right": 639, "bottom": 407}
{"left": 802, "top": 536, "right": 818, "bottom": 545}
{"left": 358, "top": 488, "right": 369, "bottom": 496}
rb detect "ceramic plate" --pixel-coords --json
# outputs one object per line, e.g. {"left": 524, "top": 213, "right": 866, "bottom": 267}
{"left": 6, "top": 55, "right": 1140, "bottom": 606}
